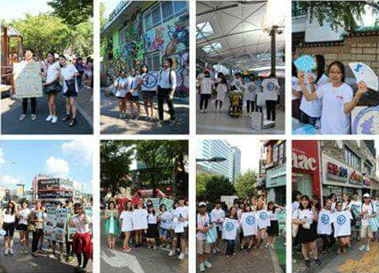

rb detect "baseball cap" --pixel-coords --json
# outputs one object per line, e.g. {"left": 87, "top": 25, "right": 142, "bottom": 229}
{"left": 363, "top": 193, "right": 370, "bottom": 198}
{"left": 198, "top": 202, "right": 207, "bottom": 207}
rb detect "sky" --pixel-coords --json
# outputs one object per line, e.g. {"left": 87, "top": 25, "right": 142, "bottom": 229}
{"left": 0, "top": 140, "right": 93, "bottom": 193}
{"left": 0, "top": 0, "right": 53, "bottom": 21}
{"left": 227, "top": 139, "right": 261, "bottom": 174}
{"left": 102, "top": 0, "right": 123, "bottom": 18}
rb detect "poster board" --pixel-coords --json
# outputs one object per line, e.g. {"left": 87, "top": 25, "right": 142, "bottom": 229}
{"left": 13, "top": 62, "right": 43, "bottom": 98}
{"left": 44, "top": 208, "right": 57, "bottom": 241}
{"left": 66, "top": 208, "right": 76, "bottom": 242}
{"left": 160, "top": 198, "right": 174, "bottom": 212}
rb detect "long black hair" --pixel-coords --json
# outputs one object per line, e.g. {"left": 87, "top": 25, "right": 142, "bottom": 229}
{"left": 267, "top": 201, "right": 276, "bottom": 213}
{"left": 5, "top": 201, "right": 16, "bottom": 215}
{"left": 147, "top": 205, "right": 155, "bottom": 215}
{"left": 299, "top": 195, "right": 312, "bottom": 210}
{"left": 314, "top": 55, "right": 325, "bottom": 84}
{"left": 140, "top": 64, "right": 148, "bottom": 74}
{"left": 328, "top": 60, "right": 345, "bottom": 82}
{"left": 292, "top": 63, "right": 298, "bottom": 78}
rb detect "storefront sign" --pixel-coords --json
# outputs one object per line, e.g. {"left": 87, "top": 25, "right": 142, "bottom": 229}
{"left": 292, "top": 152, "right": 317, "bottom": 171}
{"left": 349, "top": 171, "right": 363, "bottom": 185}
{"left": 326, "top": 162, "right": 348, "bottom": 182}
{"left": 266, "top": 164, "right": 286, "bottom": 188}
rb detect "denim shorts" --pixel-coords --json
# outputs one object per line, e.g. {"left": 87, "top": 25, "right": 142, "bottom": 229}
{"left": 159, "top": 227, "right": 169, "bottom": 237}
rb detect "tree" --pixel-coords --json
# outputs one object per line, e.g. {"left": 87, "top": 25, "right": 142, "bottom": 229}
{"left": 234, "top": 169, "right": 258, "bottom": 199}
{"left": 100, "top": 140, "right": 134, "bottom": 196}
{"left": 196, "top": 173, "right": 235, "bottom": 203}
{"left": 48, "top": 0, "right": 93, "bottom": 26}
{"left": 293, "top": 1, "right": 379, "bottom": 31}
{"left": 135, "top": 140, "right": 188, "bottom": 197}
{"left": 67, "top": 20, "right": 93, "bottom": 57}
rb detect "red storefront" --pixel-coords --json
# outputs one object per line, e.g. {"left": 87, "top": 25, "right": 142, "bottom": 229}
{"left": 292, "top": 140, "right": 321, "bottom": 200}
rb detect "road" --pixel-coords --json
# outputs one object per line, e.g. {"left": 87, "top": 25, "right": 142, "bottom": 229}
{"left": 0, "top": 231, "right": 93, "bottom": 273}
{"left": 100, "top": 90, "right": 189, "bottom": 134}
{"left": 292, "top": 239, "right": 379, "bottom": 273}
{"left": 100, "top": 220, "right": 188, "bottom": 273}
{"left": 196, "top": 94, "right": 285, "bottom": 134}
{"left": 1, "top": 90, "right": 93, "bottom": 134}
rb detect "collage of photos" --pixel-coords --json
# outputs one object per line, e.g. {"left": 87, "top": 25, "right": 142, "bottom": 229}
{"left": 0, "top": 0, "right": 379, "bottom": 273}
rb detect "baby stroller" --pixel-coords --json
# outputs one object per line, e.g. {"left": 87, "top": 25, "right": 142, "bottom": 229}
{"left": 228, "top": 92, "right": 243, "bottom": 118}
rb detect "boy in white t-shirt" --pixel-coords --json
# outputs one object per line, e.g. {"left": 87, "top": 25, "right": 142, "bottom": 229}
{"left": 359, "top": 194, "right": 377, "bottom": 251}
{"left": 169, "top": 197, "right": 188, "bottom": 260}
{"left": 210, "top": 200, "right": 225, "bottom": 253}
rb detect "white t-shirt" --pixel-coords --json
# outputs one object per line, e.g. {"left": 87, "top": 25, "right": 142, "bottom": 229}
{"left": 19, "top": 208, "right": 31, "bottom": 225}
{"left": 200, "top": 77, "right": 213, "bottom": 94}
{"left": 158, "top": 68, "right": 176, "bottom": 90}
{"left": 115, "top": 77, "right": 129, "bottom": 98}
{"left": 257, "top": 210, "right": 270, "bottom": 229}
{"left": 316, "top": 82, "right": 353, "bottom": 134}
{"left": 211, "top": 208, "right": 225, "bottom": 228}
{"left": 240, "top": 212, "right": 257, "bottom": 236}
{"left": 292, "top": 209, "right": 313, "bottom": 229}
{"left": 298, "top": 74, "right": 328, "bottom": 118}
{"left": 120, "top": 210, "right": 133, "bottom": 232}
{"left": 61, "top": 63, "right": 79, "bottom": 93}
{"left": 147, "top": 213, "right": 158, "bottom": 224}
{"left": 132, "top": 208, "right": 148, "bottom": 230}
{"left": 127, "top": 76, "right": 139, "bottom": 97}
{"left": 231, "top": 78, "right": 243, "bottom": 92}
{"left": 71, "top": 215, "right": 91, "bottom": 234}
{"left": 197, "top": 213, "right": 211, "bottom": 240}
{"left": 317, "top": 209, "right": 333, "bottom": 235}
{"left": 292, "top": 76, "right": 299, "bottom": 101}
{"left": 160, "top": 211, "right": 173, "bottom": 230}
{"left": 262, "top": 78, "right": 279, "bottom": 101}
{"left": 45, "top": 62, "right": 60, "bottom": 84}
{"left": 173, "top": 206, "right": 188, "bottom": 233}
{"left": 268, "top": 209, "right": 281, "bottom": 221}
{"left": 349, "top": 200, "right": 362, "bottom": 218}
{"left": 222, "top": 218, "right": 239, "bottom": 240}
{"left": 361, "top": 203, "right": 376, "bottom": 226}
{"left": 332, "top": 210, "right": 352, "bottom": 237}
{"left": 244, "top": 81, "right": 257, "bottom": 101}
{"left": 2, "top": 209, "right": 16, "bottom": 224}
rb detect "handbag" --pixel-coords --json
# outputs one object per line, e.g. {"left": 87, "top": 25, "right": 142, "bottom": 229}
{"left": 65, "top": 79, "right": 77, "bottom": 93}
{"left": 28, "top": 224, "right": 35, "bottom": 233}
{"left": 43, "top": 80, "right": 62, "bottom": 94}
{"left": 206, "top": 225, "right": 218, "bottom": 244}
{"left": 368, "top": 203, "right": 379, "bottom": 232}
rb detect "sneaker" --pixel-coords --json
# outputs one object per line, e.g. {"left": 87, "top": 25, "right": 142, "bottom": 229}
{"left": 359, "top": 245, "right": 367, "bottom": 251}
{"left": 9, "top": 249, "right": 14, "bottom": 255}
{"left": 366, "top": 245, "right": 370, "bottom": 251}
{"left": 178, "top": 252, "right": 185, "bottom": 260}
{"left": 62, "top": 115, "right": 70, "bottom": 122}
{"left": 204, "top": 260, "right": 212, "bottom": 268}
{"left": 304, "top": 259, "right": 310, "bottom": 267}
{"left": 49, "top": 254, "right": 56, "bottom": 259}
{"left": 314, "top": 258, "right": 322, "bottom": 266}
{"left": 168, "top": 250, "right": 175, "bottom": 257}
{"left": 51, "top": 115, "right": 58, "bottom": 123}
{"left": 46, "top": 115, "right": 53, "bottom": 122}
{"left": 4, "top": 249, "right": 8, "bottom": 256}
{"left": 199, "top": 263, "right": 205, "bottom": 272}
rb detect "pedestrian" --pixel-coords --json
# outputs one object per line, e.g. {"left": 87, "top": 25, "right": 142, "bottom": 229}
{"left": 59, "top": 55, "right": 80, "bottom": 127}
{"left": 256, "top": 201, "right": 269, "bottom": 249}
{"left": 214, "top": 73, "right": 227, "bottom": 113}
{"left": 75, "top": 57, "right": 85, "bottom": 89}
{"left": 210, "top": 200, "right": 225, "bottom": 253}
{"left": 104, "top": 201, "right": 119, "bottom": 249}
{"left": 17, "top": 49, "right": 38, "bottom": 121}
{"left": 119, "top": 200, "right": 134, "bottom": 252}
{"left": 158, "top": 204, "right": 172, "bottom": 248}
{"left": 196, "top": 202, "right": 213, "bottom": 272}
{"left": 359, "top": 193, "right": 377, "bottom": 251}
{"left": 299, "top": 60, "right": 369, "bottom": 134}
{"left": 262, "top": 74, "right": 280, "bottom": 122}
{"left": 244, "top": 74, "right": 257, "bottom": 115}
{"left": 2, "top": 200, "right": 18, "bottom": 255}
{"left": 157, "top": 58, "right": 176, "bottom": 126}
{"left": 127, "top": 68, "right": 140, "bottom": 121}
{"left": 132, "top": 198, "right": 148, "bottom": 247}
{"left": 169, "top": 197, "right": 188, "bottom": 260}
{"left": 239, "top": 203, "right": 257, "bottom": 251}
{"left": 30, "top": 200, "right": 45, "bottom": 257}
{"left": 49, "top": 202, "right": 64, "bottom": 260}
{"left": 43, "top": 51, "right": 61, "bottom": 124}
{"left": 333, "top": 201, "right": 352, "bottom": 254}
{"left": 17, "top": 200, "right": 31, "bottom": 254}
{"left": 349, "top": 192, "right": 362, "bottom": 241}
{"left": 114, "top": 70, "right": 129, "bottom": 119}
{"left": 146, "top": 205, "right": 158, "bottom": 250}
{"left": 223, "top": 206, "right": 239, "bottom": 257}
{"left": 267, "top": 202, "right": 284, "bottom": 250}
{"left": 292, "top": 63, "right": 301, "bottom": 119}
{"left": 70, "top": 203, "right": 92, "bottom": 273}
{"left": 198, "top": 70, "right": 213, "bottom": 114}
{"left": 138, "top": 64, "right": 156, "bottom": 121}
{"left": 292, "top": 195, "right": 321, "bottom": 267}
{"left": 317, "top": 198, "right": 335, "bottom": 253}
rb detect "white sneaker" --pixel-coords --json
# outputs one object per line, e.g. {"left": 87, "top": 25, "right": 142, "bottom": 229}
{"left": 4, "top": 249, "right": 9, "bottom": 256}
{"left": 178, "top": 252, "right": 185, "bottom": 260}
{"left": 51, "top": 115, "right": 58, "bottom": 123}
{"left": 204, "top": 260, "right": 212, "bottom": 268}
{"left": 168, "top": 250, "right": 175, "bottom": 257}
{"left": 9, "top": 249, "right": 14, "bottom": 255}
{"left": 366, "top": 245, "right": 370, "bottom": 251}
{"left": 199, "top": 263, "right": 205, "bottom": 272}
{"left": 46, "top": 115, "right": 53, "bottom": 122}
{"left": 359, "top": 245, "right": 367, "bottom": 251}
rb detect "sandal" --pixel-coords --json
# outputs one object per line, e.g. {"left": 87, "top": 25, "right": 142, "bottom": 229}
{"left": 62, "top": 115, "right": 70, "bottom": 122}
{"left": 69, "top": 118, "right": 77, "bottom": 127}
{"left": 19, "top": 114, "right": 27, "bottom": 121}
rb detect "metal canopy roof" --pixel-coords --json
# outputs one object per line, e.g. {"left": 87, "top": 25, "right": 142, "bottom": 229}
{"left": 196, "top": 0, "right": 285, "bottom": 70}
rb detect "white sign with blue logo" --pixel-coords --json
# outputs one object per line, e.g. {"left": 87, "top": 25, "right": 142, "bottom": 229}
{"left": 349, "top": 62, "right": 378, "bottom": 91}
{"left": 317, "top": 209, "right": 333, "bottom": 235}
{"left": 222, "top": 218, "right": 239, "bottom": 240}
{"left": 241, "top": 212, "right": 257, "bottom": 236}
{"left": 257, "top": 210, "right": 271, "bottom": 229}
{"left": 142, "top": 72, "right": 158, "bottom": 90}
{"left": 333, "top": 211, "right": 352, "bottom": 237}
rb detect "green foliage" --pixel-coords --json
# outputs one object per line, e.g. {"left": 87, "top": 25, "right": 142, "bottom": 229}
{"left": 100, "top": 140, "right": 134, "bottom": 196}
{"left": 196, "top": 173, "right": 235, "bottom": 203}
{"left": 68, "top": 20, "right": 93, "bottom": 57}
{"left": 48, "top": 0, "right": 93, "bottom": 26}
{"left": 234, "top": 169, "right": 258, "bottom": 199}
{"left": 293, "top": 1, "right": 379, "bottom": 31}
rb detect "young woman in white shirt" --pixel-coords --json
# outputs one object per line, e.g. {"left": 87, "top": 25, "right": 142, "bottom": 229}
{"left": 334, "top": 201, "right": 352, "bottom": 254}
{"left": 262, "top": 74, "right": 280, "bottom": 121}
{"left": 128, "top": 68, "right": 140, "bottom": 121}
{"left": 214, "top": 73, "right": 227, "bottom": 113}
{"left": 59, "top": 55, "right": 80, "bottom": 127}
{"left": 267, "top": 202, "right": 284, "bottom": 250}
{"left": 158, "top": 204, "right": 172, "bottom": 249}
{"left": 114, "top": 70, "right": 129, "bottom": 119}
{"left": 119, "top": 200, "right": 134, "bottom": 252}
{"left": 17, "top": 200, "right": 31, "bottom": 254}
{"left": 2, "top": 200, "right": 18, "bottom": 255}
{"left": 43, "top": 51, "right": 61, "bottom": 124}
{"left": 299, "top": 60, "right": 369, "bottom": 134}
{"left": 138, "top": 65, "right": 156, "bottom": 121}
{"left": 146, "top": 205, "right": 158, "bottom": 250}
{"left": 359, "top": 194, "right": 377, "bottom": 251}
{"left": 292, "top": 195, "right": 321, "bottom": 267}
{"left": 318, "top": 198, "right": 335, "bottom": 253}
{"left": 133, "top": 198, "right": 148, "bottom": 248}
{"left": 244, "top": 75, "right": 257, "bottom": 115}
{"left": 292, "top": 63, "right": 301, "bottom": 119}
{"left": 198, "top": 70, "right": 213, "bottom": 114}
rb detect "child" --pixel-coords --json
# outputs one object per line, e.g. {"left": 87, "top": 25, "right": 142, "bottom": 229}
{"left": 104, "top": 201, "right": 119, "bottom": 249}
{"left": 215, "top": 73, "right": 227, "bottom": 112}
{"left": 199, "top": 71, "right": 213, "bottom": 113}
{"left": 169, "top": 197, "right": 188, "bottom": 260}
{"left": 197, "top": 202, "right": 213, "bottom": 272}
{"left": 114, "top": 71, "right": 129, "bottom": 119}
{"left": 267, "top": 202, "right": 284, "bottom": 250}
{"left": 256, "top": 201, "right": 270, "bottom": 249}
{"left": 244, "top": 75, "right": 257, "bottom": 115}
{"left": 146, "top": 205, "right": 158, "bottom": 250}
{"left": 223, "top": 206, "right": 239, "bottom": 257}
{"left": 210, "top": 200, "right": 225, "bottom": 253}
{"left": 128, "top": 68, "right": 140, "bottom": 121}
{"left": 158, "top": 204, "right": 172, "bottom": 248}
{"left": 120, "top": 200, "right": 133, "bottom": 252}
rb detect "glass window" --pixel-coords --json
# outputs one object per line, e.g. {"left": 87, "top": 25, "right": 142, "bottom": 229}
{"left": 273, "top": 145, "right": 278, "bottom": 164}
{"left": 162, "top": 1, "right": 174, "bottom": 22}
{"left": 152, "top": 6, "right": 161, "bottom": 27}
{"left": 144, "top": 13, "right": 152, "bottom": 31}
{"left": 174, "top": 1, "right": 187, "bottom": 15}
{"left": 119, "top": 26, "right": 127, "bottom": 44}
{"left": 152, "top": 53, "right": 160, "bottom": 70}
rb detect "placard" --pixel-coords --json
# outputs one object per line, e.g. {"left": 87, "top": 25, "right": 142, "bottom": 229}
{"left": 13, "top": 62, "right": 43, "bottom": 98}
{"left": 349, "top": 62, "right": 378, "bottom": 91}
{"left": 240, "top": 212, "right": 257, "bottom": 236}
{"left": 160, "top": 198, "right": 174, "bottom": 212}
{"left": 294, "top": 55, "right": 317, "bottom": 73}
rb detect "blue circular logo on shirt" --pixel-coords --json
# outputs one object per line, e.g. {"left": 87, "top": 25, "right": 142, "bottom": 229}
{"left": 321, "top": 214, "right": 330, "bottom": 225}
{"left": 142, "top": 73, "right": 158, "bottom": 89}
{"left": 259, "top": 212, "right": 268, "bottom": 220}
{"left": 225, "top": 222, "right": 234, "bottom": 232}
{"left": 246, "top": 216, "right": 256, "bottom": 225}
{"left": 266, "top": 82, "right": 275, "bottom": 92}
{"left": 336, "top": 215, "right": 346, "bottom": 225}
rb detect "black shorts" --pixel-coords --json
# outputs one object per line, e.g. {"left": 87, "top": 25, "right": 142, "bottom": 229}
{"left": 64, "top": 90, "right": 78, "bottom": 98}
{"left": 130, "top": 96, "right": 139, "bottom": 102}
{"left": 17, "top": 223, "right": 28, "bottom": 231}
{"left": 267, "top": 220, "right": 279, "bottom": 236}
{"left": 3, "top": 223, "right": 15, "bottom": 237}
{"left": 174, "top": 227, "right": 188, "bottom": 240}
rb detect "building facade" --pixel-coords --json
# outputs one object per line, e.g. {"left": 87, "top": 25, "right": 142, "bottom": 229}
{"left": 232, "top": 146, "right": 241, "bottom": 182}
{"left": 101, "top": 1, "right": 189, "bottom": 97}
{"left": 33, "top": 175, "right": 74, "bottom": 203}
{"left": 263, "top": 140, "right": 286, "bottom": 205}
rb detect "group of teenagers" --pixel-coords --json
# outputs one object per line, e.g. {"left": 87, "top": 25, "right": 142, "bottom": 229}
{"left": 0, "top": 199, "right": 93, "bottom": 273}
{"left": 197, "top": 71, "right": 281, "bottom": 121}
{"left": 14, "top": 49, "right": 93, "bottom": 127}
{"left": 103, "top": 196, "right": 188, "bottom": 260}
{"left": 292, "top": 55, "right": 370, "bottom": 134}
{"left": 196, "top": 197, "right": 285, "bottom": 272}
{"left": 107, "top": 58, "right": 178, "bottom": 126}
{"left": 292, "top": 191, "right": 378, "bottom": 268}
